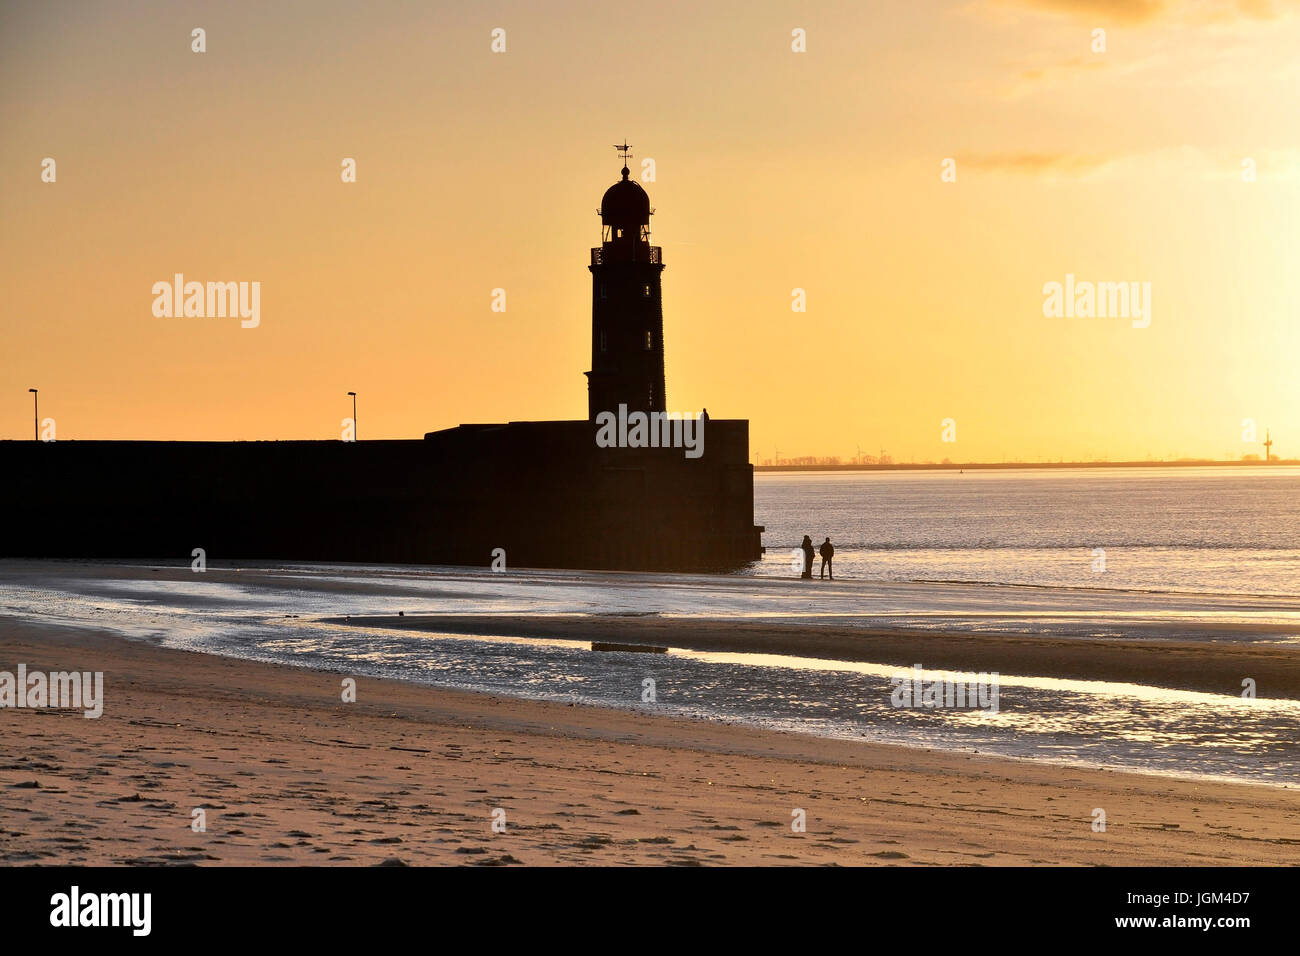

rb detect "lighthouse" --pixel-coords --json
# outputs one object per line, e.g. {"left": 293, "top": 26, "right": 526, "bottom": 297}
{"left": 6, "top": 151, "right": 764, "bottom": 572}
{"left": 585, "top": 144, "right": 667, "bottom": 420}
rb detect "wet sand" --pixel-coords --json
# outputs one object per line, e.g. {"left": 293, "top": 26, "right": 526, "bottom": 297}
{"left": 335, "top": 614, "right": 1300, "bottom": 700}
{"left": 2, "top": 621, "right": 1298, "bottom": 865}
{"left": 6, "top": 560, "right": 1299, "bottom": 700}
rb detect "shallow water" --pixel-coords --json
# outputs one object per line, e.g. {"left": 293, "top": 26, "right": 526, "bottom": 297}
{"left": 3, "top": 561, "right": 1299, "bottom": 786}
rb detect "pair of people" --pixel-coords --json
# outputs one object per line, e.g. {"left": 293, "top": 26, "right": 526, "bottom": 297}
{"left": 800, "top": 535, "right": 834, "bottom": 579}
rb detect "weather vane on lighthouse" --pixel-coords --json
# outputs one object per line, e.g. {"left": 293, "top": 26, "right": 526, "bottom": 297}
{"left": 613, "top": 140, "right": 633, "bottom": 169}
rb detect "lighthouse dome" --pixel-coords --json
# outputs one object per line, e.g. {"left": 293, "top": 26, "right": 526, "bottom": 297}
{"left": 600, "top": 168, "right": 650, "bottom": 227}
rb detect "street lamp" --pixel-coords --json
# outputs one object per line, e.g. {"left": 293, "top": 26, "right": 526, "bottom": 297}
{"left": 27, "top": 389, "right": 37, "bottom": 441}
{"left": 347, "top": 391, "right": 357, "bottom": 441}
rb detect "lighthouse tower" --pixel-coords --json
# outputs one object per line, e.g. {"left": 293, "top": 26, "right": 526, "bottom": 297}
{"left": 585, "top": 145, "right": 666, "bottom": 420}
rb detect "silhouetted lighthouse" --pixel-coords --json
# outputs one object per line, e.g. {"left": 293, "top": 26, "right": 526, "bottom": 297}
{"left": 585, "top": 144, "right": 666, "bottom": 420}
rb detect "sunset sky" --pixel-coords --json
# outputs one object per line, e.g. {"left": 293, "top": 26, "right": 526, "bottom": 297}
{"left": 2, "top": 0, "right": 1298, "bottom": 462}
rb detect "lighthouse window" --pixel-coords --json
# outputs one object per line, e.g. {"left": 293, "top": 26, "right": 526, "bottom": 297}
{"left": 644, "top": 330, "right": 653, "bottom": 350}
{"left": 599, "top": 283, "right": 607, "bottom": 299}
{"left": 642, "top": 284, "right": 651, "bottom": 297}
{"left": 616, "top": 228, "right": 624, "bottom": 238}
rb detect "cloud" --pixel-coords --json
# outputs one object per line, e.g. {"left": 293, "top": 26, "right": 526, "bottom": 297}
{"left": 1018, "top": 55, "right": 1107, "bottom": 82}
{"left": 1013, "top": 0, "right": 1168, "bottom": 23}
{"left": 998, "top": 48, "right": 1170, "bottom": 98}
{"left": 991, "top": 0, "right": 1299, "bottom": 24}
{"left": 959, "top": 146, "right": 1300, "bottom": 180}
{"left": 1003, "top": 54, "right": 1111, "bottom": 96}
{"left": 961, "top": 152, "right": 1115, "bottom": 176}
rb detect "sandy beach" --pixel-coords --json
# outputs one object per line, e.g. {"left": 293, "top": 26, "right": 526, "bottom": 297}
{"left": 3, "top": 620, "right": 1298, "bottom": 866}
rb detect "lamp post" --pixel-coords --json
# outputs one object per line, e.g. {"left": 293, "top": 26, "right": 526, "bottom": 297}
{"left": 28, "top": 389, "right": 37, "bottom": 441}
{"left": 347, "top": 391, "right": 357, "bottom": 441}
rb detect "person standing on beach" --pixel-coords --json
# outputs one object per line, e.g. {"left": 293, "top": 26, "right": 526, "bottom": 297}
{"left": 800, "top": 536, "right": 815, "bottom": 579}
{"left": 819, "top": 537, "right": 834, "bottom": 579}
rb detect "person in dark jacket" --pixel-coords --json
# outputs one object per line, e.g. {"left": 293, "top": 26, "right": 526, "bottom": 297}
{"left": 800, "top": 535, "right": 815, "bottom": 579}
{"left": 819, "top": 537, "right": 834, "bottom": 579}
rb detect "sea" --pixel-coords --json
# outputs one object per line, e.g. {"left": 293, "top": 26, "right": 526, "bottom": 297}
{"left": 752, "top": 466, "right": 1300, "bottom": 595}
{"left": 3, "top": 465, "right": 1299, "bottom": 785}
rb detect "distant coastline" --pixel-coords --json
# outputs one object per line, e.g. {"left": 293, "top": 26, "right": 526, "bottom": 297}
{"left": 755, "top": 459, "right": 1298, "bottom": 473}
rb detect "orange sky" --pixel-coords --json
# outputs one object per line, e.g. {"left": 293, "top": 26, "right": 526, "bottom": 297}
{"left": 2, "top": 0, "right": 1298, "bottom": 462}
